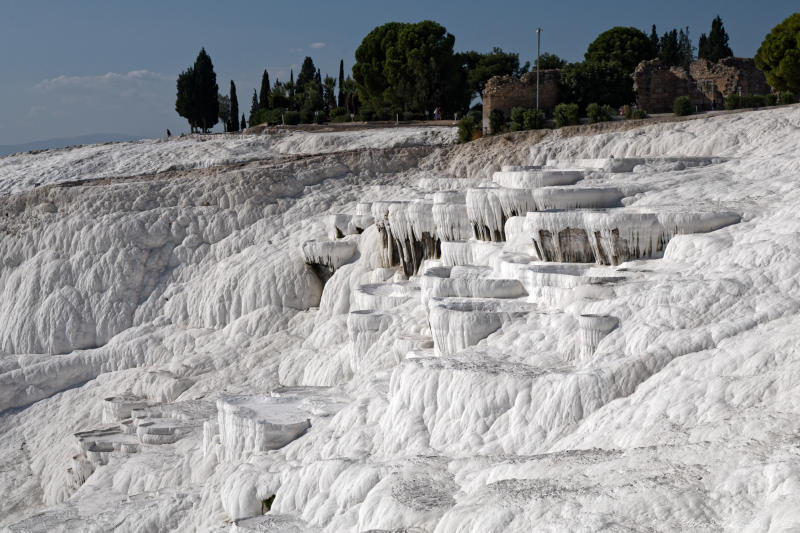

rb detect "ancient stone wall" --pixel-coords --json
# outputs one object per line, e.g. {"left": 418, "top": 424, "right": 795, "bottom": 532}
{"left": 634, "top": 57, "right": 771, "bottom": 113}
{"left": 483, "top": 70, "right": 560, "bottom": 133}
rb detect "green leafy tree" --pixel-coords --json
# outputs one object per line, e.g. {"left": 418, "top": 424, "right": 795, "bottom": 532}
{"left": 559, "top": 61, "right": 635, "bottom": 112}
{"left": 698, "top": 15, "right": 733, "bottom": 62}
{"left": 353, "top": 20, "right": 470, "bottom": 117}
{"left": 259, "top": 70, "right": 271, "bottom": 110}
{"left": 585, "top": 27, "right": 654, "bottom": 73}
{"left": 230, "top": 81, "right": 239, "bottom": 131}
{"left": 338, "top": 60, "right": 346, "bottom": 107}
{"left": 460, "top": 47, "right": 525, "bottom": 99}
{"left": 538, "top": 53, "right": 566, "bottom": 70}
{"left": 755, "top": 13, "right": 800, "bottom": 94}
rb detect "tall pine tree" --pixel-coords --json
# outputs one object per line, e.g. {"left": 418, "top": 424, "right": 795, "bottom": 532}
{"left": 259, "top": 70, "right": 271, "bottom": 110}
{"left": 338, "top": 60, "right": 345, "bottom": 107}
{"left": 241, "top": 113, "right": 247, "bottom": 129}
{"left": 230, "top": 80, "right": 240, "bottom": 131}
{"left": 659, "top": 29, "right": 680, "bottom": 66}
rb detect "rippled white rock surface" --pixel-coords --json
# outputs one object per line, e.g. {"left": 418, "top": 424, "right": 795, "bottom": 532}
{"left": 3, "top": 107, "right": 800, "bottom": 532}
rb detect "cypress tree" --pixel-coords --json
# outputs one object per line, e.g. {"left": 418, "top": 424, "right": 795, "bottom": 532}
{"left": 250, "top": 89, "right": 259, "bottom": 119}
{"left": 315, "top": 68, "right": 323, "bottom": 107}
{"left": 176, "top": 66, "right": 197, "bottom": 132}
{"left": 296, "top": 57, "right": 316, "bottom": 96}
{"left": 706, "top": 15, "right": 732, "bottom": 62}
{"left": 338, "top": 59, "right": 345, "bottom": 107}
{"left": 230, "top": 81, "right": 240, "bottom": 131}
{"left": 698, "top": 34, "right": 709, "bottom": 60}
{"left": 677, "top": 27, "right": 694, "bottom": 69}
{"left": 659, "top": 29, "right": 680, "bottom": 66}
{"left": 289, "top": 70, "right": 295, "bottom": 109}
{"left": 241, "top": 113, "right": 247, "bottom": 129}
{"left": 193, "top": 48, "right": 219, "bottom": 132}
{"left": 259, "top": 70, "right": 271, "bottom": 110}
{"left": 649, "top": 25, "right": 659, "bottom": 58}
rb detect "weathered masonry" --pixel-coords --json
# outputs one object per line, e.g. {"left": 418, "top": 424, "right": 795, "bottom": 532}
{"left": 482, "top": 70, "right": 560, "bottom": 133}
{"left": 634, "top": 57, "right": 771, "bottom": 113}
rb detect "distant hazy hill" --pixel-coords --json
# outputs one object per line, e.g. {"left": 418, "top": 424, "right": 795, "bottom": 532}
{"left": 0, "top": 133, "right": 143, "bottom": 157}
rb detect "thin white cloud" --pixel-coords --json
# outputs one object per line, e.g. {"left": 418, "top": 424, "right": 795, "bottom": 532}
{"left": 33, "top": 70, "right": 171, "bottom": 92}
{"left": 308, "top": 42, "right": 326, "bottom": 49}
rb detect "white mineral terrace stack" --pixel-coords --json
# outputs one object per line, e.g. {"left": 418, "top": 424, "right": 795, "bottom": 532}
{"left": 525, "top": 209, "right": 740, "bottom": 265}
{"left": 492, "top": 168, "right": 584, "bottom": 189}
{"left": 386, "top": 200, "right": 440, "bottom": 276}
{"left": 467, "top": 187, "right": 537, "bottom": 241}
{"left": 216, "top": 395, "right": 312, "bottom": 462}
{"left": 576, "top": 314, "right": 619, "bottom": 360}
{"left": 347, "top": 309, "right": 396, "bottom": 371}
{"left": 301, "top": 239, "right": 358, "bottom": 281}
{"left": 525, "top": 210, "right": 664, "bottom": 264}
{"left": 432, "top": 191, "right": 472, "bottom": 241}
{"left": 546, "top": 156, "right": 724, "bottom": 172}
{"left": 352, "top": 202, "right": 374, "bottom": 232}
{"left": 428, "top": 297, "right": 530, "bottom": 356}
{"left": 352, "top": 282, "right": 420, "bottom": 311}
{"left": 101, "top": 395, "right": 150, "bottom": 423}
{"left": 419, "top": 265, "right": 526, "bottom": 305}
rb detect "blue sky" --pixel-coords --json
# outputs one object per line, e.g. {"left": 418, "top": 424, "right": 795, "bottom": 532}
{"left": 0, "top": 0, "right": 796, "bottom": 145}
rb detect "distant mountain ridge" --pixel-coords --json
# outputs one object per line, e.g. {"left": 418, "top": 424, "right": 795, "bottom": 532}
{"left": 0, "top": 133, "right": 144, "bottom": 157}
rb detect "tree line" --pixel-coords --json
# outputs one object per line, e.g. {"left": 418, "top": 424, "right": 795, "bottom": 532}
{"left": 175, "top": 13, "right": 799, "bottom": 132}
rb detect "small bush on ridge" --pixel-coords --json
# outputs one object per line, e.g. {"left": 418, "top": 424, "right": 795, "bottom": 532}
{"left": 554, "top": 103, "right": 579, "bottom": 128}
{"left": 673, "top": 96, "right": 692, "bottom": 116}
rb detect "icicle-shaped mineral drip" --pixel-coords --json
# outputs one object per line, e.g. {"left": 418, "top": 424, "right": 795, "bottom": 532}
{"left": 467, "top": 187, "right": 537, "bottom": 241}
{"left": 433, "top": 191, "right": 472, "bottom": 241}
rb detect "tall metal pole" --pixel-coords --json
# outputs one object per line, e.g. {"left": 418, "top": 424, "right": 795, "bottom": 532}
{"left": 536, "top": 28, "right": 542, "bottom": 111}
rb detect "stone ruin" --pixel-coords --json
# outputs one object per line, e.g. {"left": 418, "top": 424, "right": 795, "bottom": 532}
{"left": 481, "top": 57, "right": 771, "bottom": 126}
{"left": 482, "top": 70, "right": 560, "bottom": 133}
{"left": 634, "top": 57, "right": 771, "bottom": 113}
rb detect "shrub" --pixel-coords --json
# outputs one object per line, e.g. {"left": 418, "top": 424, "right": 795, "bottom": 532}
{"left": 622, "top": 105, "right": 633, "bottom": 119}
{"left": 554, "top": 103, "right": 579, "bottom": 128}
{"left": 780, "top": 91, "right": 795, "bottom": 104}
{"left": 586, "top": 102, "right": 611, "bottom": 123}
{"left": 673, "top": 96, "right": 692, "bottom": 116}
{"left": 747, "top": 95, "right": 766, "bottom": 108}
{"left": 283, "top": 110, "right": 301, "bottom": 125}
{"left": 249, "top": 108, "right": 269, "bottom": 127}
{"left": 632, "top": 107, "right": 647, "bottom": 119}
{"left": 724, "top": 93, "right": 740, "bottom": 110}
{"left": 468, "top": 109, "right": 482, "bottom": 123}
{"left": 489, "top": 110, "right": 505, "bottom": 134}
{"left": 457, "top": 115, "right": 476, "bottom": 143}
{"left": 523, "top": 109, "right": 545, "bottom": 130}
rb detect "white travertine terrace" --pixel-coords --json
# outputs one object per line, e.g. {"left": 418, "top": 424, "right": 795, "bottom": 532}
{"left": 7, "top": 107, "right": 799, "bottom": 533}
{"left": 492, "top": 168, "right": 584, "bottom": 189}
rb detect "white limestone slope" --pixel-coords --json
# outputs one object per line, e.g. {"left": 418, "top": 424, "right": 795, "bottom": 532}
{"left": 2, "top": 107, "right": 800, "bottom": 532}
